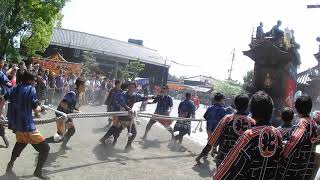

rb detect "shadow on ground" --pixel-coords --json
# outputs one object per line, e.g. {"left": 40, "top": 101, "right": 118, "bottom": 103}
{"left": 0, "top": 172, "right": 21, "bottom": 180}
{"left": 1, "top": 143, "right": 200, "bottom": 178}
{"left": 92, "top": 143, "right": 131, "bottom": 164}
{"left": 0, "top": 145, "right": 8, "bottom": 148}
{"left": 192, "top": 158, "right": 214, "bottom": 178}
{"left": 44, "top": 147, "right": 68, "bottom": 168}
{"left": 92, "top": 127, "right": 109, "bottom": 134}
{"left": 138, "top": 139, "right": 169, "bottom": 149}
{"left": 167, "top": 141, "right": 188, "bottom": 152}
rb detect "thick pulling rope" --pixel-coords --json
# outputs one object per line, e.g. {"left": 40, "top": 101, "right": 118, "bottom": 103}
{"left": 0, "top": 109, "right": 205, "bottom": 124}
{"left": 0, "top": 107, "right": 206, "bottom": 136}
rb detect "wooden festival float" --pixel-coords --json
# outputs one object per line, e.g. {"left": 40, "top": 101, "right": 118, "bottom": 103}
{"left": 32, "top": 52, "right": 83, "bottom": 76}
{"left": 243, "top": 29, "right": 301, "bottom": 125}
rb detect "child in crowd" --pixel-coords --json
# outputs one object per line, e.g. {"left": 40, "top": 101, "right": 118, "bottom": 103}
{"left": 277, "top": 107, "right": 294, "bottom": 142}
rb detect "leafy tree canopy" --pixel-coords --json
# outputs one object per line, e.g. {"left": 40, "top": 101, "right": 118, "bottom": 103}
{"left": 81, "top": 51, "right": 99, "bottom": 74}
{"left": 214, "top": 80, "right": 244, "bottom": 97}
{"left": 118, "top": 59, "right": 145, "bottom": 81}
{"left": 242, "top": 70, "right": 255, "bottom": 94}
{"left": 0, "top": 0, "right": 68, "bottom": 62}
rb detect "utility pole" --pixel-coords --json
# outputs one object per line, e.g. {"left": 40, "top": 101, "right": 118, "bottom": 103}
{"left": 228, "top": 48, "right": 235, "bottom": 80}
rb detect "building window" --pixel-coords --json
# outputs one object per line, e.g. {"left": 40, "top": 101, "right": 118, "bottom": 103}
{"left": 74, "top": 49, "right": 80, "bottom": 57}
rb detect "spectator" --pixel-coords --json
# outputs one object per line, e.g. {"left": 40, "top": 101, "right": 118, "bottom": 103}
{"left": 191, "top": 91, "right": 200, "bottom": 110}
{"left": 98, "top": 77, "right": 108, "bottom": 105}
{"left": 6, "top": 64, "right": 18, "bottom": 87}
{"left": 47, "top": 71, "right": 56, "bottom": 106}
{"left": 55, "top": 69, "right": 65, "bottom": 103}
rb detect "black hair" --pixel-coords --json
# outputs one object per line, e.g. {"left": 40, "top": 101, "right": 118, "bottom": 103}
{"left": 281, "top": 107, "right": 294, "bottom": 122}
{"left": 20, "top": 71, "right": 37, "bottom": 83}
{"left": 75, "top": 78, "right": 85, "bottom": 88}
{"left": 0, "top": 55, "right": 4, "bottom": 61}
{"left": 128, "top": 81, "right": 137, "bottom": 88}
{"left": 186, "top": 92, "right": 191, "bottom": 99}
{"left": 214, "top": 92, "right": 225, "bottom": 102}
{"left": 249, "top": 91, "right": 274, "bottom": 121}
{"left": 234, "top": 94, "right": 249, "bottom": 113}
{"left": 115, "top": 80, "right": 121, "bottom": 85}
{"left": 16, "top": 69, "right": 25, "bottom": 84}
{"left": 121, "top": 82, "right": 129, "bottom": 90}
{"left": 295, "top": 95, "right": 312, "bottom": 116}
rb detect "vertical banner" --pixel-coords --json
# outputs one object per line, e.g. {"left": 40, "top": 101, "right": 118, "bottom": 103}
{"left": 284, "top": 78, "right": 297, "bottom": 108}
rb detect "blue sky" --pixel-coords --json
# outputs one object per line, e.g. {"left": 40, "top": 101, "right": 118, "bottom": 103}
{"left": 61, "top": 0, "right": 320, "bottom": 82}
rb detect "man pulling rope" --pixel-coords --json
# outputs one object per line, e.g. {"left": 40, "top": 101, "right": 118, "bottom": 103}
{"left": 45, "top": 78, "right": 86, "bottom": 150}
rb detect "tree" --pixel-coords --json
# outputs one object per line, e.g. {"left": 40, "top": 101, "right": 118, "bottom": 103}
{"left": 0, "top": 0, "right": 68, "bottom": 61}
{"left": 81, "top": 51, "right": 99, "bottom": 74}
{"left": 214, "top": 80, "right": 243, "bottom": 97}
{"left": 243, "top": 70, "right": 255, "bottom": 94}
{"left": 168, "top": 73, "right": 179, "bottom": 82}
{"left": 119, "top": 59, "right": 145, "bottom": 81}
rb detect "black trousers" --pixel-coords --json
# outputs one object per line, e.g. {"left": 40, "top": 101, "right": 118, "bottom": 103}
{"left": 0, "top": 125, "right": 5, "bottom": 136}
{"left": 199, "top": 144, "right": 213, "bottom": 157}
{"left": 101, "top": 124, "right": 137, "bottom": 147}
{"left": 174, "top": 131, "right": 188, "bottom": 143}
{"left": 45, "top": 127, "right": 76, "bottom": 146}
{"left": 144, "top": 119, "right": 174, "bottom": 138}
{"left": 0, "top": 125, "right": 9, "bottom": 147}
{"left": 9, "top": 141, "right": 50, "bottom": 172}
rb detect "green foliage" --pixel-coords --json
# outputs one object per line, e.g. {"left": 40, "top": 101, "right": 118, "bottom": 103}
{"left": 81, "top": 51, "right": 98, "bottom": 74}
{"left": 0, "top": 0, "right": 68, "bottom": 62}
{"left": 214, "top": 80, "right": 243, "bottom": 97}
{"left": 119, "top": 59, "right": 145, "bottom": 81}
{"left": 242, "top": 70, "right": 255, "bottom": 94}
{"left": 20, "top": 17, "right": 55, "bottom": 56}
{"left": 168, "top": 73, "right": 179, "bottom": 82}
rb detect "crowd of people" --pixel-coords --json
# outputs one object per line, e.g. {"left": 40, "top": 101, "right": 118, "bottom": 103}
{"left": 1, "top": 59, "right": 115, "bottom": 109}
{"left": 0, "top": 53, "right": 320, "bottom": 179}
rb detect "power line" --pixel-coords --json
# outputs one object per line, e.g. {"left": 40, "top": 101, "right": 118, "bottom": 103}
{"left": 170, "top": 60, "right": 200, "bottom": 67}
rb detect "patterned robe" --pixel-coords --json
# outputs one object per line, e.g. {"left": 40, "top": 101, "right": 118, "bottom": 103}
{"left": 275, "top": 117, "right": 320, "bottom": 180}
{"left": 208, "top": 113, "right": 256, "bottom": 166}
{"left": 214, "top": 124, "right": 283, "bottom": 180}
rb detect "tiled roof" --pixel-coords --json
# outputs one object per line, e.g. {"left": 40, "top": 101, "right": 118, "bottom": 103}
{"left": 50, "top": 28, "right": 167, "bottom": 67}
{"left": 183, "top": 75, "right": 219, "bottom": 86}
{"left": 297, "top": 66, "right": 319, "bottom": 85}
{"left": 185, "top": 85, "right": 212, "bottom": 93}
